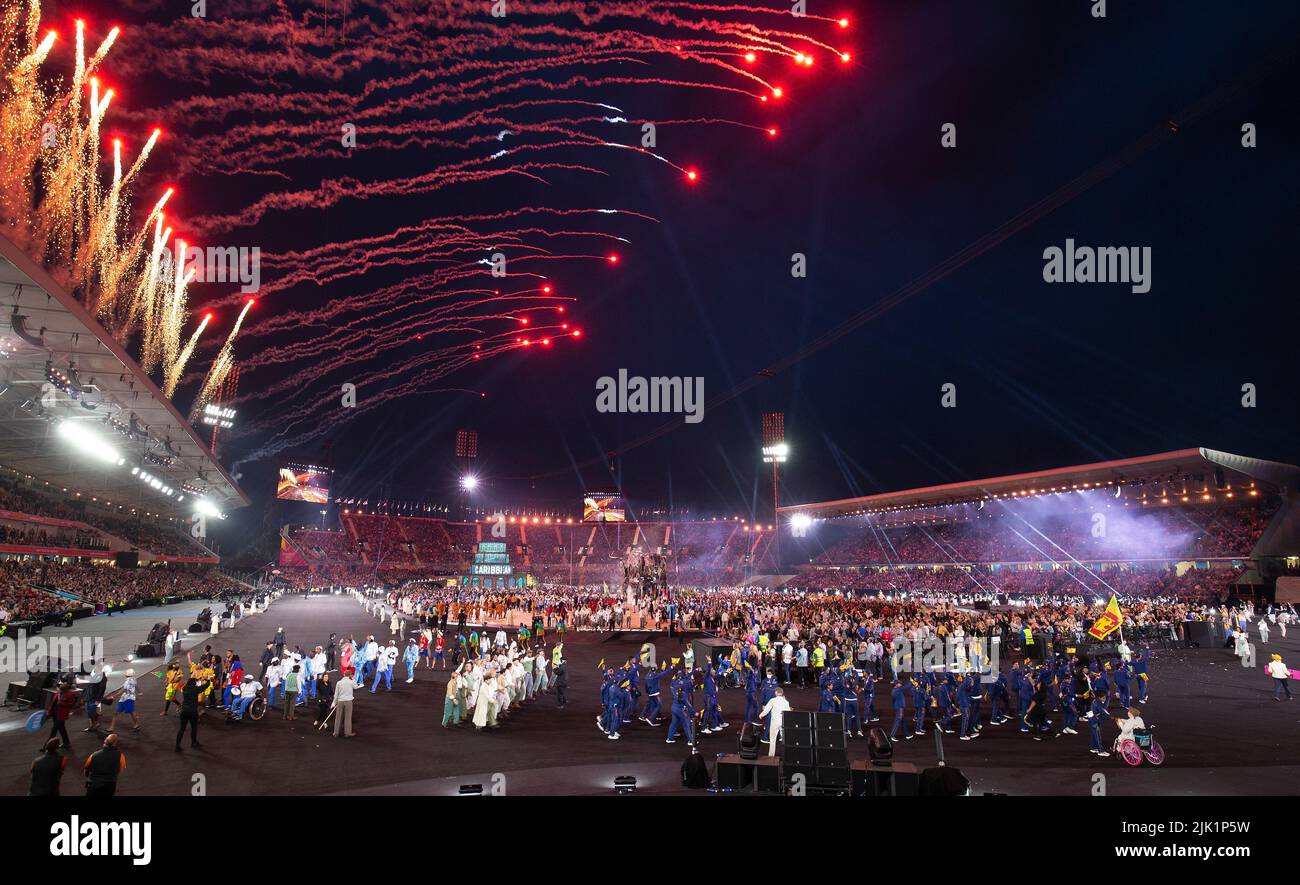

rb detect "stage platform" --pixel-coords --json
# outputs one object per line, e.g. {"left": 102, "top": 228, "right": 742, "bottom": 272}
{"left": 1, "top": 592, "right": 1297, "bottom": 796}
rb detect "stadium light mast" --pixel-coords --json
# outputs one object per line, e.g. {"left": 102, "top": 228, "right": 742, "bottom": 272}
{"left": 455, "top": 429, "right": 479, "bottom": 518}
{"left": 199, "top": 364, "right": 239, "bottom": 459}
{"left": 761, "top": 412, "right": 787, "bottom": 571}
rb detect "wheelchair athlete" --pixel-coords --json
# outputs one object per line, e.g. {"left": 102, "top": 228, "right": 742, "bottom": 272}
{"left": 226, "top": 674, "right": 265, "bottom": 722}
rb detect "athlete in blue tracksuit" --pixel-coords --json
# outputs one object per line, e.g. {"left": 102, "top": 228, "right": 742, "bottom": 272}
{"left": 1113, "top": 664, "right": 1132, "bottom": 708}
{"left": 862, "top": 672, "right": 879, "bottom": 722}
{"left": 889, "top": 679, "right": 908, "bottom": 740}
{"left": 598, "top": 670, "right": 615, "bottom": 734}
{"left": 760, "top": 670, "right": 779, "bottom": 738}
{"left": 1086, "top": 694, "right": 1108, "bottom": 755}
{"left": 911, "top": 677, "right": 928, "bottom": 737}
{"left": 966, "top": 672, "right": 982, "bottom": 731}
{"left": 1090, "top": 671, "right": 1109, "bottom": 714}
{"left": 642, "top": 663, "right": 668, "bottom": 725}
{"left": 843, "top": 674, "right": 862, "bottom": 737}
{"left": 1133, "top": 647, "right": 1150, "bottom": 703}
{"left": 1097, "top": 665, "right": 1114, "bottom": 709}
{"left": 743, "top": 666, "right": 761, "bottom": 724}
{"left": 988, "top": 671, "right": 1009, "bottom": 724}
{"left": 933, "top": 680, "right": 954, "bottom": 733}
{"left": 701, "top": 665, "right": 728, "bottom": 733}
{"left": 666, "top": 671, "right": 695, "bottom": 745}
{"left": 819, "top": 683, "right": 838, "bottom": 714}
{"left": 615, "top": 676, "right": 631, "bottom": 737}
{"left": 1059, "top": 673, "right": 1078, "bottom": 734}
{"left": 1014, "top": 665, "right": 1032, "bottom": 732}
{"left": 957, "top": 676, "right": 976, "bottom": 739}
{"left": 625, "top": 663, "right": 642, "bottom": 721}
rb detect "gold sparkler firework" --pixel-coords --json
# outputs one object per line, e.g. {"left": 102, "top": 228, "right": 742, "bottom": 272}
{"left": 165, "top": 309, "right": 210, "bottom": 397}
{"left": 0, "top": 1, "right": 214, "bottom": 393}
{"left": 193, "top": 298, "right": 253, "bottom": 415}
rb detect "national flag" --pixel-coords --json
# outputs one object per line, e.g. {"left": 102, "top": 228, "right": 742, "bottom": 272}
{"left": 1088, "top": 595, "right": 1123, "bottom": 640}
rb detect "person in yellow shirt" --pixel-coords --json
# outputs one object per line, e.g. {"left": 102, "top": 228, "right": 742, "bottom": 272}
{"left": 160, "top": 662, "right": 186, "bottom": 716}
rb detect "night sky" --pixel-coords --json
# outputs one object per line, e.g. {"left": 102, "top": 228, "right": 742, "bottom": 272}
{"left": 59, "top": 2, "right": 1300, "bottom": 557}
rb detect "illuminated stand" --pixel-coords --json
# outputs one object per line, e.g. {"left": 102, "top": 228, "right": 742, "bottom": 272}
{"left": 460, "top": 540, "right": 527, "bottom": 591}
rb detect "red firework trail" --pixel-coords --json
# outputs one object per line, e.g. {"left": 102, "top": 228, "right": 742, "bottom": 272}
{"left": 89, "top": 0, "right": 851, "bottom": 467}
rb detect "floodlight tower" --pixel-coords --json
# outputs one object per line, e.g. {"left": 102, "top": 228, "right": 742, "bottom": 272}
{"left": 761, "top": 412, "right": 787, "bottom": 570}
{"left": 455, "top": 429, "right": 479, "bottom": 518}
{"left": 202, "top": 364, "right": 239, "bottom": 459}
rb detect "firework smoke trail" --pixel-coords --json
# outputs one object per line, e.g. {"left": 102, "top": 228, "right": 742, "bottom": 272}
{"left": 0, "top": 1, "right": 208, "bottom": 389}
{"left": 194, "top": 297, "right": 253, "bottom": 413}
{"left": 164, "top": 311, "right": 211, "bottom": 396}
{"left": 85, "top": 0, "right": 850, "bottom": 465}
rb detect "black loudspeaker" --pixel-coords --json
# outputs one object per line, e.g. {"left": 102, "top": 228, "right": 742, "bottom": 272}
{"left": 784, "top": 711, "right": 813, "bottom": 730}
{"left": 754, "top": 761, "right": 782, "bottom": 793}
{"left": 814, "top": 728, "right": 846, "bottom": 749}
{"left": 135, "top": 642, "right": 162, "bottom": 658}
{"left": 784, "top": 763, "right": 815, "bottom": 784}
{"left": 814, "top": 711, "right": 846, "bottom": 732}
{"left": 852, "top": 761, "right": 921, "bottom": 797}
{"left": 815, "top": 766, "right": 850, "bottom": 787}
{"left": 691, "top": 638, "right": 732, "bottom": 670}
{"left": 738, "top": 728, "right": 760, "bottom": 760}
{"left": 715, "top": 755, "right": 781, "bottom": 792}
{"left": 1184, "top": 621, "right": 1211, "bottom": 645}
{"left": 716, "top": 758, "right": 745, "bottom": 790}
{"left": 21, "top": 672, "right": 56, "bottom": 706}
{"left": 785, "top": 746, "right": 815, "bottom": 766}
{"left": 784, "top": 727, "right": 814, "bottom": 749}
{"left": 115, "top": 551, "right": 139, "bottom": 569}
{"left": 816, "top": 748, "right": 848, "bottom": 769}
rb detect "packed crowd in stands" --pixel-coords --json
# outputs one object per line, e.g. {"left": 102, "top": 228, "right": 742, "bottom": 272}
{"left": 0, "top": 559, "right": 237, "bottom": 623}
{"left": 0, "top": 520, "right": 109, "bottom": 551}
{"left": 285, "top": 517, "right": 779, "bottom": 581}
{"left": 780, "top": 563, "right": 1244, "bottom": 600}
{"left": 805, "top": 499, "right": 1279, "bottom": 566}
{"left": 0, "top": 478, "right": 212, "bottom": 557}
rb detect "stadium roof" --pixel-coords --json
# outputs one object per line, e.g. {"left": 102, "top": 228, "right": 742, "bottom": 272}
{"left": 780, "top": 448, "right": 1300, "bottom": 520}
{"left": 0, "top": 233, "right": 249, "bottom": 516}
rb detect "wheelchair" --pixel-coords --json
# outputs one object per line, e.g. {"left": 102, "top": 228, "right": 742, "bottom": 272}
{"left": 1115, "top": 725, "right": 1164, "bottom": 766}
{"left": 225, "top": 689, "right": 268, "bottom": 723}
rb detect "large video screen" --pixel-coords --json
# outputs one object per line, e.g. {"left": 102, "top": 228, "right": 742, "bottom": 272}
{"left": 583, "top": 493, "right": 626, "bottom": 522}
{"left": 277, "top": 464, "right": 331, "bottom": 504}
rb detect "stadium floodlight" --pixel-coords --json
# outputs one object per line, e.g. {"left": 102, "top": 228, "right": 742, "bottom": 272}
{"left": 761, "top": 442, "right": 789, "bottom": 464}
{"left": 193, "top": 497, "right": 225, "bottom": 520}
{"left": 790, "top": 513, "right": 812, "bottom": 532}
{"left": 57, "top": 420, "right": 124, "bottom": 466}
{"left": 459, "top": 475, "right": 478, "bottom": 491}
{"left": 201, "top": 402, "right": 237, "bottom": 429}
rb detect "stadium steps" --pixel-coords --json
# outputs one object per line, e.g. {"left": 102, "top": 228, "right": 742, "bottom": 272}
{"left": 280, "top": 527, "right": 315, "bottom": 565}
{"left": 394, "top": 518, "right": 422, "bottom": 566}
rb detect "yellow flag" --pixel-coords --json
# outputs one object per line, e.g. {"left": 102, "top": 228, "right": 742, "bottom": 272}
{"left": 1088, "top": 595, "right": 1123, "bottom": 640}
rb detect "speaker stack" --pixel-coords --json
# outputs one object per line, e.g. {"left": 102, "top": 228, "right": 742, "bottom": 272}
{"left": 783, "top": 711, "right": 850, "bottom": 792}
